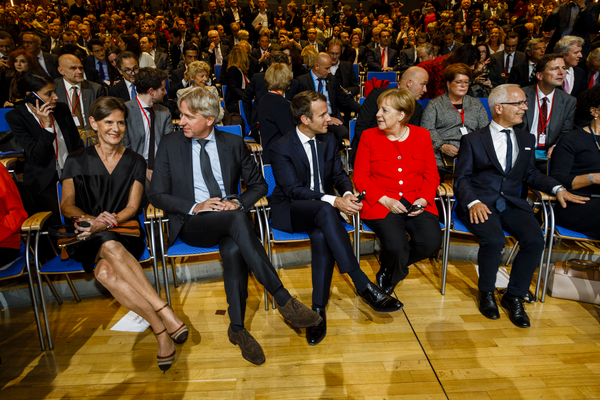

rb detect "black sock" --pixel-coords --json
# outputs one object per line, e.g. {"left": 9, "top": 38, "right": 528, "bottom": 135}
{"left": 230, "top": 323, "right": 244, "bottom": 333}
{"left": 273, "top": 287, "right": 292, "bottom": 307}
{"left": 348, "top": 268, "right": 370, "bottom": 291}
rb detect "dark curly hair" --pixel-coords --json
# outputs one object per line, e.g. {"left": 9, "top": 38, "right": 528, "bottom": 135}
{"left": 575, "top": 85, "right": 600, "bottom": 123}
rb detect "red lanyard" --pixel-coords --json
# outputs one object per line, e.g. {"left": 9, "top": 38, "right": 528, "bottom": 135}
{"left": 536, "top": 85, "right": 554, "bottom": 134}
{"left": 243, "top": 74, "right": 249, "bottom": 85}
{"left": 452, "top": 103, "right": 465, "bottom": 126}
{"left": 135, "top": 96, "right": 153, "bottom": 134}
{"left": 65, "top": 86, "right": 81, "bottom": 116}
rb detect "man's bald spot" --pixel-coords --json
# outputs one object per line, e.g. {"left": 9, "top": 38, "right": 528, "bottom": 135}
{"left": 400, "top": 66, "right": 428, "bottom": 85}
{"left": 315, "top": 52, "right": 331, "bottom": 65}
{"left": 58, "top": 53, "right": 82, "bottom": 68}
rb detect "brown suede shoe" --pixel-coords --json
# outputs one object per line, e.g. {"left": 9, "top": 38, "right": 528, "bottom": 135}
{"left": 228, "top": 326, "right": 265, "bottom": 365}
{"left": 278, "top": 297, "right": 323, "bottom": 328}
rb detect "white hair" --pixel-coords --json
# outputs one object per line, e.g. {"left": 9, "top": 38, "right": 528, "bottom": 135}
{"left": 488, "top": 84, "right": 521, "bottom": 117}
{"left": 554, "top": 35, "right": 584, "bottom": 55}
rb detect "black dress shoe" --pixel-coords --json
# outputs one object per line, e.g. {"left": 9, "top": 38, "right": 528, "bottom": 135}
{"left": 478, "top": 291, "right": 500, "bottom": 320}
{"left": 306, "top": 307, "right": 326, "bottom": 346}
{"left": 356, "top": 282, "right": 403, "bottom": 313}
{"left": 501, "top": 294, "right": 531, "bottom": 328}
{"left": 376, "top": 268, "right": 396, "bottom": 296}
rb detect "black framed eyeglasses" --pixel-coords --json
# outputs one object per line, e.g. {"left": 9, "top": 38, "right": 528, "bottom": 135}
{"left": 499, "top": 100, "right": 528, "bottom": 107}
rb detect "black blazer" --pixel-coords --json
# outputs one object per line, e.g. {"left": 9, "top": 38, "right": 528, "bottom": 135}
{"left": 559, "top": 65, "right": 588, "bottom": 99}
{"left": 148, "top": 129, "right": 267, "bottom": 245}
{"left": 6, "top": 102, "right": 83, "bottom": 195}
{"left": 250, "top": 47, "right": 271, "bottom": 72}
{"left": 268, "top": 130, "right": 354, "bottom": 233}
{"left": 108, "top": 79, "right": 133, "bottom": 102}
{"left": 342, "top": 46, "right": 367, "bottom": 65}
{"left": 303, "top": 42, "right": 326, "bottom": 53}
{"left": 169, "top": 43, "right": 182, "bottom": 69}
{"left": 242, "top": 73, "right": 301, "bottom": 131}
{"left": 507, "top": 59, "right": 538, "bottom": 87}
{"left": 257, "top": 93, "right": 295, "bottom": 163}
{"left": 296, "top": 72, "right": 361, "bottom": 119}
{"left": 332, "top": 61, "right": 359, "bottom": 96}
{"left": 224, "top": 66, "right": 246, "bottom": 113}
{"left": 366, "top": 46, "right": 399, "bottom": 71}
{"left": 168, "top": 67, "right": 187, "bottom": 99}
{"left": 285, "top": 14, "right": 303, "bottom": 31}
{"left": 489, "top": 50, "right": 526, "bottom": 86}
{"left": 454, "top": 126, "right": 561, "bottom": 214}
{"left": 41, "top": 52, "right": 61, "bottom": 80}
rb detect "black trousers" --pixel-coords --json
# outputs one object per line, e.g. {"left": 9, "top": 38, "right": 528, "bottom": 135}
{"left": 179, "top": 210, "right": 284, "bottom": 327}
{"left": 289, "top": 200, "right": 359, "bottom": 307}
{"left": 363, "top": 211, "right": 442, "bottom": 285}
{"left": 554, "top": 197, "right": 600, "bottom": 240}
{"left": 456, "top": 203, "right": 545, "bottom": 297}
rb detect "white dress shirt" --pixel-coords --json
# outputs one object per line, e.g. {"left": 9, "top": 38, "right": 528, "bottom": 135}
{"left": 563, "top": 66, "right": 575, "bottom": 94}
{"left": 36, "top": 52, "right": 48, "bottom": 75}
{"left": 63, "top": 79, "right": 86, "bottom": 126}
{"left": 528, "top": 60, "right": 536, "bottom": 80}
{"left": 503, "top": 52, "right": 515, "bottom": 73}
{"left": 135, "top": 96, "right": 153, "bottom": 160}
{"left": 529, "top": 86, "right": 555, "bottom": 148}
{"left": 25, "top": 104, "right": 68, "bottom": 172}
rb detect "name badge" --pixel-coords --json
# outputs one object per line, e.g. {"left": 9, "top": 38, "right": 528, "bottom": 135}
{"left": 73, "top": 116, "right": 81, "bottom": 127}
{"left": 538, "top": 132, "right": 546, "bottom": 146}
{"left": 459, "top": 126, "right": 469, "bottom": 135}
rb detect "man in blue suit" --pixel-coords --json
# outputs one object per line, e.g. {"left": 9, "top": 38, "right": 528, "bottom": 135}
{"left": 269, "top": 91, "right": 403, "bottom": 346}
{"left": 453, "top": 84, "right": 587, "bottom": 328}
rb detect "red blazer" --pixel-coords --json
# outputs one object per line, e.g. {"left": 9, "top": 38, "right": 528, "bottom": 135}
{"left": 0, "top": 164, "right": 28, "bottom": 250}
{"left": 354, "top": 125, "right": 439, "bottom": 220}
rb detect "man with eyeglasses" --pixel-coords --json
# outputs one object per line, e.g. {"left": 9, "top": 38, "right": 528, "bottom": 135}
{"left": 517, "top": 53, "right": 576, "bottom": 170}
{"left": 108, "top": 51, "right": 140, "bottom": 102}
{"left": 327, "top": 40, "right": 359, "bottom": 97}
{"left": 21, "top": 31, "right": 61, "bottom": 79}
{"left": 366, "top": 28, "right": 398, "bottom": 72}
{"left": 85, "top": 38, "right": 110, "bottom": 85}
{"left": 454, "top": 84, "right": 587, "bottom": 329}
{"left": 304, "top": 28, "right": 325, "bottom": 52}
{"left": 206, "top": 29, "right": 229, "bottom": 69}
{"left": 490, "top": 32, "right": 526, "bottom": 87}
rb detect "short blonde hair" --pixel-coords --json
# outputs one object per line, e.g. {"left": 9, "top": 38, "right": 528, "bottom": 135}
{"left": 301, "top": 45, "right": 318, "bottom": 69}
{"left": 265, "top": 63, "right": 293, "bottom": 91}
{"left": 178, "top": 87, "right": 220, "bottom": 119}
{"left": 187, "top": 60, "right": 210, "bottom": 80}
{"left": 376, "top": 88, "right": 415, "bottom": 124}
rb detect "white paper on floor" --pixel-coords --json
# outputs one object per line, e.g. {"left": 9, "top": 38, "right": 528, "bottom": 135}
{"left": 110, "top": 310, "right": 150, "bottom": 332}
{"left": 475, "top": 265, "right": 510, "bottom": 288}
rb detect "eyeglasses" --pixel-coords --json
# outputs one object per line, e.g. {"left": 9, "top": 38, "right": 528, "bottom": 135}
{"left": 452, "top": 80, "right": 470, "bottom": 86}
{"left": 500, "top": 100, "right": 528, "bottom": 107}
{"left": 120, "top": 66, "right": 139, "bottom": 74}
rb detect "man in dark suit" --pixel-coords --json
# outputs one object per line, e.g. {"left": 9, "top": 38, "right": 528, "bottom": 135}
{"left": 224, "top": 0, "right": 244, "bottom": 33}
{"left": 489, "top": 32, "right": 527, "bottom": 87}
{"left": 85, "top": 39, "right": 110, "bottom": 85}
{"left": 366, "top": 28, "right": 399, "bottom": 72}
{"left": 508, "top": 38, "right": 545, "bottom": 88}
{"left": 296, "top": 53, "right": 361, "bottom": 147}
{"left": 169, "top": 29, "right": 184, "bottom": 68}
{"left": 585, "top": 47, "right": 600, "bottom": 89}
{"left": 199, "top": 1, "right": 223, "bottom": 37}
{"left": 284, "top": 3, "right": 302, "bottom": 31}
{"left": 250, "top": 34, "right": 272, "bottom": 73}
{"left": 304, "top": 28, "right": 325, "bottom": 52}
{"left": 441, "top": 26, "right": 463, "bottom": 55}
{"left": 148, "top": 88, "right": 322, "bottom": 365}
{"left": 328, "top": 40, "right": 359, "bottom": 97}
{"left": 269, "top": 91, "right": 403, "bottom": 345}
{"left": 123, "top": 68, "right": 172, "bottom": 183}
{"left": 21, "top": 31, "right": 61, "bottom": 79}
{"left": 55, "top": 54, "right": 105, "bottom": 130}
{"left": 206, "top": 29, "right": 229, "bottom": 70}
{"left": 480, "top": 0, "right": 506, "bottom": 20}
{"left": 168, "top": 44, "right": 200, "bottom": 99}
{"left": 342, "top": 5, "right": 358, "bottom": 31}
{"left": 352, "top": 66, "right": 430, "bottom": 165}
{"left": 517, "top": 54, "right": 576, "bottom": 167}
{"left": 251, "top": 0, "right": 274, "bottom": 43}
{"left": 453, "top": 0, "right": 476, "bottom": 23}
{"left": 454, "top": 84, "right": 586, "bottom": 328}
{"left": 555, "top": 35, "right": 588, "bottom": 98}
{"left": 108, "top": 52, "right": 139, "bottom": 102}
{"left": 140, "top": 35, "right": 171, "bottom": 73}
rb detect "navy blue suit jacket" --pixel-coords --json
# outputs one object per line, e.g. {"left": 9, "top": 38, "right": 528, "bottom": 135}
{"left": 453, "top": 126, "right": 561, "bottom": 214}
{"left": 269, "top": 131, "right": 354, "bottom": 233}
{"left": 296, "top": 72, "right": 361, "bottom": 120}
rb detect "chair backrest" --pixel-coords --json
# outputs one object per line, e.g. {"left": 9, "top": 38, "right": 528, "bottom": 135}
{"left": 0, "top": 108, "right": 12, "bottom": 131}
{"left": 349, "top": 120, "right": 356, "bottom": 143}
{"left": 366, "top": 71, "right": 397, "bottom": 82}
{"left": 218, "top": 124, "right": 243, "bottom": 137}
{"left": 359, "top": 97, "right": 366, "bottom": 105}
{"left": 353, "top": 63, "right": 359, "bottom": 81}
{"left": 57, "top": 182, "right": 65, "bottom": 224}
{"left": 222, "top": 84, "right": 227, "bottom": 99}
{"left": 417, "top": 98, "right": 430, "bottom": 109}
{"left": 263, "top": 164, "right": 276, "bottom": 197}
{"left": 238, "top": 100, "right": 251, "bottom": 134}
{"left": 387, "top": 82, "right": 398, "bottom": 88}
{"left": 215, "top": 64, "right": 222, "bottom": 80}
{"left": 477, "top": 97, "right": 492, "bottom": 121}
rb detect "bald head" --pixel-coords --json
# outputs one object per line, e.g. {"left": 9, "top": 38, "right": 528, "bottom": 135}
{"left": 58, "top": 54, "right": 84, "bottom": 85}
{"left": 313, "top": 53, "right": 332, "bottom": 78}
{"left": 400, "top": 66, "right": 429, "bottom": 100}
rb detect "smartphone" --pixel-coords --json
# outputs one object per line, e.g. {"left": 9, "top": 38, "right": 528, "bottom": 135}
{"left": 356, "top": 191, "right": 366, "bottom": 202}
{"left": 408, "top": 204, "right": 424, "bottom": 214}
{"left": 25, "top": 91, "right": 45, "bottom": 107}
{"left": 71, "top": 216, "right": 90, "bottom": 228}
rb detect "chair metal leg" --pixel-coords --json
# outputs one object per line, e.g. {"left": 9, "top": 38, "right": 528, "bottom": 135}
{"left": 157, "top": 217, "right": 172, "bottom": 307}
{"left": 25, "top": 233, "right": 46, "bottom": 351}
{"left": 43, "top": 274, "right": 63, "bottom": 305}
{"left": 64, "top": 274, "right": 80, "bottom": 302}
{"left": 355, "top": 213, "right": 361, "bottom": 264}
{"left": 34, "top": 232, "right": 53, "bottom": 350}
{"left": 534, "top": 200, "right": 551, "bottom": 302}
{"left": 505, "top": 241, "right": 519, "bottom": 267}
{"left": 540, "top": 204, "right": 556, "bottom": 303}
{"left": 170, "top": 258, "right": 179, "bottom": 288}
{"left": 440, "top": 197, "right": 454, "bottom": 295}
{"left": 263, "top": 209, "right": 275, "bottom": 310}
{"left": 254, "top": 208, "right": 270, "bottom": 311}
{"left": 148, "top": 220, "right": 161, "bottom": 296}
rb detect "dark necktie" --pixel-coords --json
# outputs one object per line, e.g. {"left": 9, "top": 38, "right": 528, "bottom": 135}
{"left": 503, "top": 129, "right": 512, "bottom": 174}
{"left": 308, "top": 139, "right": 320, "bottom": 193}
{"left": 529, "top": 63, "right": 536, "bottom": 82}
{"left": 537, "top": 97, "right": 547, "bottom": 149}
{"left": 504, "top": 53, "right": 511, "bottom": 77}
{"left": 98, "top": 60, "right": 106, "bottom": 81}
{"left": 130, "top": 84, "right": 137, "bottom": 100}
{"left": 317, "top": 78, "right": 324, "bottom": 94}
{"left": 145, "top": 107, "right": 156, "bottom": 169}
{"left": 198, "top": 139, "right": 222, "bottom": 198}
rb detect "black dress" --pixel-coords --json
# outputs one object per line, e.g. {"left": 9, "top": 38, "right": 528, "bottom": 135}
{"left": 61, "top": 146, "right": 147, "bottom": 273}
{"left": 549, "top": 126, "right": 600, "bottom": 239}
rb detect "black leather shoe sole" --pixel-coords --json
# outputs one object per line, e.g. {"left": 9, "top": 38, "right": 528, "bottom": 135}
{"left": 356, "top": 291, "right": 404, "bottom": 313}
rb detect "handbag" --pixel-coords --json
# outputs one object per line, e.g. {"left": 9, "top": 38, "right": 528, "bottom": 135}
{"left": 49, "top": 220, "right": 141, "bottom": 261}
{"left": 546, "top": 259, "right": 600, "bottom": 305}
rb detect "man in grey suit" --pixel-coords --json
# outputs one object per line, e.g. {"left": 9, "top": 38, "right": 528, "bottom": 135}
{"left": 55, "top": 54, "right": 105, "bottom": 129}
{"left": 124, "top": 68, "right": 173, "bottom": 182}
{"left": 517, "top": 54, "right": 576, "bottom": 171}
{"left": 489, "top": 32, "right": 526, "bottom": 87}
{"left": 140, "top": 34, "right": 172, "bottom": 73}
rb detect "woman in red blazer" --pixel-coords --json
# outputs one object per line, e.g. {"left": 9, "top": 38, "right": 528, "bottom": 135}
{"left": 354, "top": 89, "right": 442, "bottom": 295}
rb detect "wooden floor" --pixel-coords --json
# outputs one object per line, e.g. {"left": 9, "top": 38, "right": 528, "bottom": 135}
{"left": 2, "top": 256, "right": 600, "bottom": 400}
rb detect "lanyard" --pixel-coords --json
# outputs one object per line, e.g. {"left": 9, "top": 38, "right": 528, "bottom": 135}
{"left": 135, "top": 96, "right": 153, "bottom": 134}
{"left": 536, "top": 86, "right": 554, "bottom": 134}
{"left": 452, "top": 103, "right": 465, "bottom": 126}
{"left": 65, "top": 86, "right": 81, "bottom": 116}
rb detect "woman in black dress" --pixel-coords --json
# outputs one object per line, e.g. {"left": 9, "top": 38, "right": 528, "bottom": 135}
{"left": 60, "top": 97, "right": 188, "bottom": 372}
{"left": 549, "top": 87, "right": 600, "bottom": 239}
{"left": 224, "top": 45, "right": 250, "bottom": 113}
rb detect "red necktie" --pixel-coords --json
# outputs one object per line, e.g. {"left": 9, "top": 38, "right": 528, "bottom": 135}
{"left": 537, "top": 97, "right": 547, "bottom": 150}
{"left": 381, "top": 47, "right": 386, "bottom": 67}
{"left": 589, "top": 73, "right": 596, "bottom": 89}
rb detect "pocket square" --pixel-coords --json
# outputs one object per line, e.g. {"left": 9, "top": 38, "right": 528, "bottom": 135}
{"left": 525, "top": 147, "right": 531, "bottom": 150}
